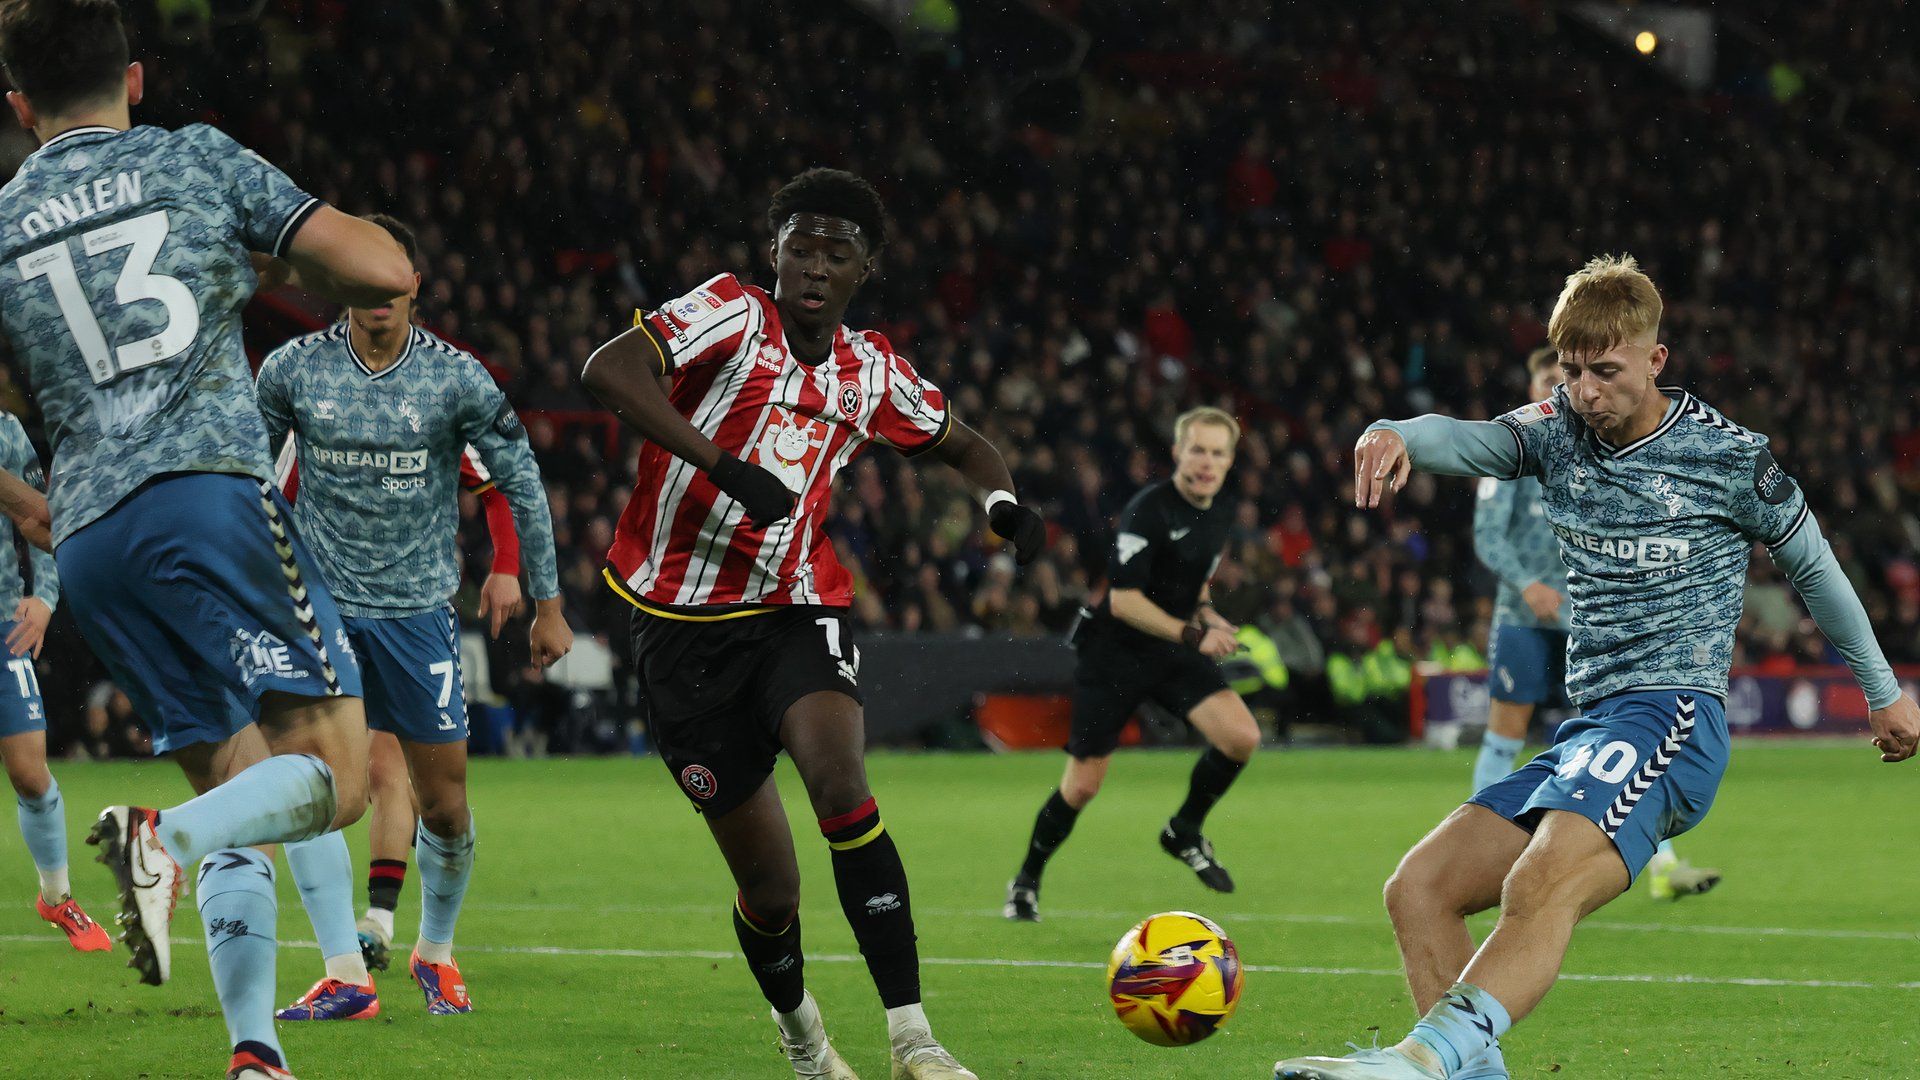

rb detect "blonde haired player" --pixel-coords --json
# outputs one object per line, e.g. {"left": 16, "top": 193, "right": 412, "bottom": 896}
{"left": 1005, "top": 406, "right": 1261, "bottom": 921}
{"left": 1471, "top": 347, "right": 1718, "bottom": 899}
{"left": 1276, "top": 255, "right": 1918, "bottom": 1079}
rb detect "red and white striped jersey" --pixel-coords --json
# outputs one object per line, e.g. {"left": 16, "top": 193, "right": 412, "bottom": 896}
{"left": 605, "top": 272, "right": 951, "bottom": 610}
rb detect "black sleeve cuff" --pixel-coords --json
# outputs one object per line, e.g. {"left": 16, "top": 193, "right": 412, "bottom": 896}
{"left": 271, "top": 197, "right": 325, "bottom": 257}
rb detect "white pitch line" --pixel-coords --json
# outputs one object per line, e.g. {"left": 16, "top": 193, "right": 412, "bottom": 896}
{"left": 462, "top": 900, "right": 1920, "bottom": 943}
{"left": 2, "top": 935, "right": 1912, "bottom": 992}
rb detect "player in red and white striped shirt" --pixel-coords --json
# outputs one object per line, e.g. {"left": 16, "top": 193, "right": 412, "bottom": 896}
{"left": 583, "top": 169, "right": 1043, "bottom": 1080}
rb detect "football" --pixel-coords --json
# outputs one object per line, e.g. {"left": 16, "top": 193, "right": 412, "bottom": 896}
{"left": 1106, "top": 911, "right": 1244, "bottom": 1046}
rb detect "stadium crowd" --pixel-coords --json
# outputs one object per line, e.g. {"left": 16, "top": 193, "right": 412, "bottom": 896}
{"left": 4, "top": 0, "right": 1917, "bottom": 751}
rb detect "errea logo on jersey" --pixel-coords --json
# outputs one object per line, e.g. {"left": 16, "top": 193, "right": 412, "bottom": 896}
{"left": 1551, "top": 524, "right": 1691, "bottom": 571}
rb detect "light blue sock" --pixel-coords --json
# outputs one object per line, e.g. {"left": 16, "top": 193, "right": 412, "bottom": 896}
{"left": 1655, "top": 838, "right": 1675, "bottom": 860}
{"left": 197, "top": 848, "right": 285, "bottom": 1062}
{"left": 17, "top": 777, "right": 66, "bottom": 875}
{"left": 415, "top": 818, "right": 475, "bottom": 951}
{"left": 1462, "top": 1039, "right": 1509, "bottom": 1078}
{"left": 286, "top": 831, "right": 360, "bottom": 962}
{"left": 1409, "top": 983, "right": 1511, "bottom": 1075}
{"left": 158, "top": 754, "right": 336, "bottom": 867}
{"left": 1472, "top": 732, "right": 1526, "bottom": 793}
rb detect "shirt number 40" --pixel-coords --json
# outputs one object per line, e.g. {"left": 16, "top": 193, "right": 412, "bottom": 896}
{"left": 17, "top": 209, "right": 200, "bottom": 386}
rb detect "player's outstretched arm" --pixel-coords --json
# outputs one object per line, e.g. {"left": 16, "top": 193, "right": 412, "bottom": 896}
{"left": 1356, "top": 414, "right": 1529, "bottom": 507}
{"left": 581, "top": 328, "right": 795, "bottom": 527}
{"left": 267, "top": 206, "right": 414, "bottom": 309}
{"left": 1767, "top": 511, "right": 1916, "bottom": 761}
{"left": 928, "top": 420, "right": 1045, "bottom": 564}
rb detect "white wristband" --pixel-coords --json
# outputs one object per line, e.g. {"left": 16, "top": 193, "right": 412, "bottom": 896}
{"left": 983, "top": 489, "right": 1017, "bottom": 515}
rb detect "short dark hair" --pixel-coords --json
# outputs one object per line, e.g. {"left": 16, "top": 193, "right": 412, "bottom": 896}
{"left": 766, "top": 168, "right": 889, "bottom": 255}
{"left": 363, "top": 213, "right": 417, "bottom": 267}
{"left": 0, "top": 0, "right": 129, "bottom": 118}
{"left": 1527, "top": 346, "right": 1558, "bottom": 376}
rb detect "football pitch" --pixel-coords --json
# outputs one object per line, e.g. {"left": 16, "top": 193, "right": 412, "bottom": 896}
{"left": 3, "top": 743, "right": 1917, "bottom": 1078}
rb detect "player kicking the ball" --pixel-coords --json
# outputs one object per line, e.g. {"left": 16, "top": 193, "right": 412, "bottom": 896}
{"left": 257, "top": 214, "right": 572, "bottom": 1020}
{"left": 1005, "top": 406, "right": 1260, "bottom": 921}
{"left": 583, "top": 168, "right": 1044, "bottom": 1080}
{"left": 0, "top": 412, "right": 109, "bottom": 953}
{"left": 1274, "top": 255, "right": 1919, "bottom": 1079}
{"left": 1470, "top": 348, "right": 1718, "bottom": 900}
{"left": 0, "top": 2, "right": 413, "bottom": 1076}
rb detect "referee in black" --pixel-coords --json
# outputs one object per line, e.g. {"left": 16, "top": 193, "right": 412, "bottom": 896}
{"left": 1005, "top": 406, "right": 1261, "bottom": 921}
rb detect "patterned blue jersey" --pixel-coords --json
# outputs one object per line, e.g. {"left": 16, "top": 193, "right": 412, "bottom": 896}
{"left": 1376, "top": 385, "right": 1899, "bottom": 709}
{"left": 0, "top": 412, "right": 58, "bottom": 614}
{"left": 0, "top": 124, "right": 321, "bottom": 545}
{"left": 1473, "top": 474, "right": 1569, "bottom": 632}
{"left": 255, "top": 323, "right": 559, "bottom": 618}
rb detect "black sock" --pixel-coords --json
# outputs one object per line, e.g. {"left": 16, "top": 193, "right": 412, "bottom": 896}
{"left": 1018, "top": 789, "right": 1082, "bottom": 886}
{"left": 821, "top": 798, "right": 919, "bottom": 1009}
{"left": 368, "top": 859, "right": 407, "bottom": 915}
{"left": 732, "top": 892, "right": 805, "bottom": 1014}
{"left": 233, "top": 1041, "right": 283, "bottom": 1070}
{"left": 1173, "top": 748, "right": 1246, "bottom": 832}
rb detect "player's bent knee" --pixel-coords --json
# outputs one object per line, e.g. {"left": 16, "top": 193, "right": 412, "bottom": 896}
{"left": 1220, "top": 724, "right": 1259, "bottom": 762}
{"left": 418, "top": 796, "right": 471, "bottom": 838}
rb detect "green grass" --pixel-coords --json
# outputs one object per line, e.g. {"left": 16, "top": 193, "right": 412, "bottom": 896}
{"left": 3, "top": 744, "right": 1918, "bottom": 1078}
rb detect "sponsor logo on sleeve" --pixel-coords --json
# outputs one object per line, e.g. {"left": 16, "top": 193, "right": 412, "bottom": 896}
{"left": 669, "top": 288, "right": 725, "bottom": 325}
{"left": 1116, "top": 532, "right": 1149, "bottom": 564}
{"left": 1753, "top": 448, "right": 1796, "bottom": 506}
{"left": 1509, "top": 400, "right": 1557, "bottom": 425}
{"left": 492, "top": 402, "right": 524, "bottom": 439}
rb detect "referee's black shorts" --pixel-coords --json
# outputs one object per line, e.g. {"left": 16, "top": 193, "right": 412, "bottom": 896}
{"left": 1067, "top": 621, "right": 1229, "bottom": 759}
{"left": 630, "top": 604, "right": 862, "bottom": 816}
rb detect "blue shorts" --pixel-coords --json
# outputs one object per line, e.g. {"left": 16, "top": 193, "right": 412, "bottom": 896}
{"left": 56, "top": 474, "right": 362, "bottom": 754}
{"left": 1486, "top": 623, "right": 1570, "bottom": 707}
{"left": 344, "top": 606, "right": 467, "bottom": 744}
{"left": 1469, "top": 689, "right": 1728, "bottom": 880}
{"left": 0, "top": 623, "right": 46, "bottom": 738}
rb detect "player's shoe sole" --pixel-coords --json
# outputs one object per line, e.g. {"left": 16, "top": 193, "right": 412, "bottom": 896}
{"left": 87, "top": 807, "right": 179, "bottom": 985}
{"left": 1159, "top": 824, "right": 1235, "bottom": 892}
{"left": 36, "top": 895, "right": 113, "bottom": 952}
{"left": 1002, "top": 880, "right": 1039, "bottom": 922}
{"left": 1274, "top": 1051, "right": 1444, "bottom": 1079}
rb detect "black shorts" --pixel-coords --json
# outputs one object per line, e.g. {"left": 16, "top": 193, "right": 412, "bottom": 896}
{"left": 1068, "top": 622, "right": 1229, "bottom": 759}
{"left": 630, "top": 604, "right": 862, "bottom": 816}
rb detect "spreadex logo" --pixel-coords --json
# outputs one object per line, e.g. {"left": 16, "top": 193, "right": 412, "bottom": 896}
{"left": 1550, "top": 523, "right": 1691, "bottom": 573}
{"left": 310, "top": 447, "right": 430, "bottom": 493}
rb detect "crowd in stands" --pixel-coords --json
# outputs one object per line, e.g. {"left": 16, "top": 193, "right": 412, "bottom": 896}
{"left": 4, "top": 1, "right": 1917, "bottom": 752}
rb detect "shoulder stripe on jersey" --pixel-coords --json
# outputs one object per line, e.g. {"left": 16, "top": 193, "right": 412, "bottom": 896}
{"left": 1491, "top": 416, "right": 1528, "bottom": 480}
{"left": 1766, "top": 503, "right": 1811, "bottom": 551}
{"left": 272, "top": 196, "right": 325, "bottom": 258}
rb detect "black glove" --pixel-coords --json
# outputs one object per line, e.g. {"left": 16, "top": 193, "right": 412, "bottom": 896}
{"left": 709, "top": 452, "right": 797, "bottom": 528}
{"left": 988, "top": 500, "right": 1047, "bottom": 565}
